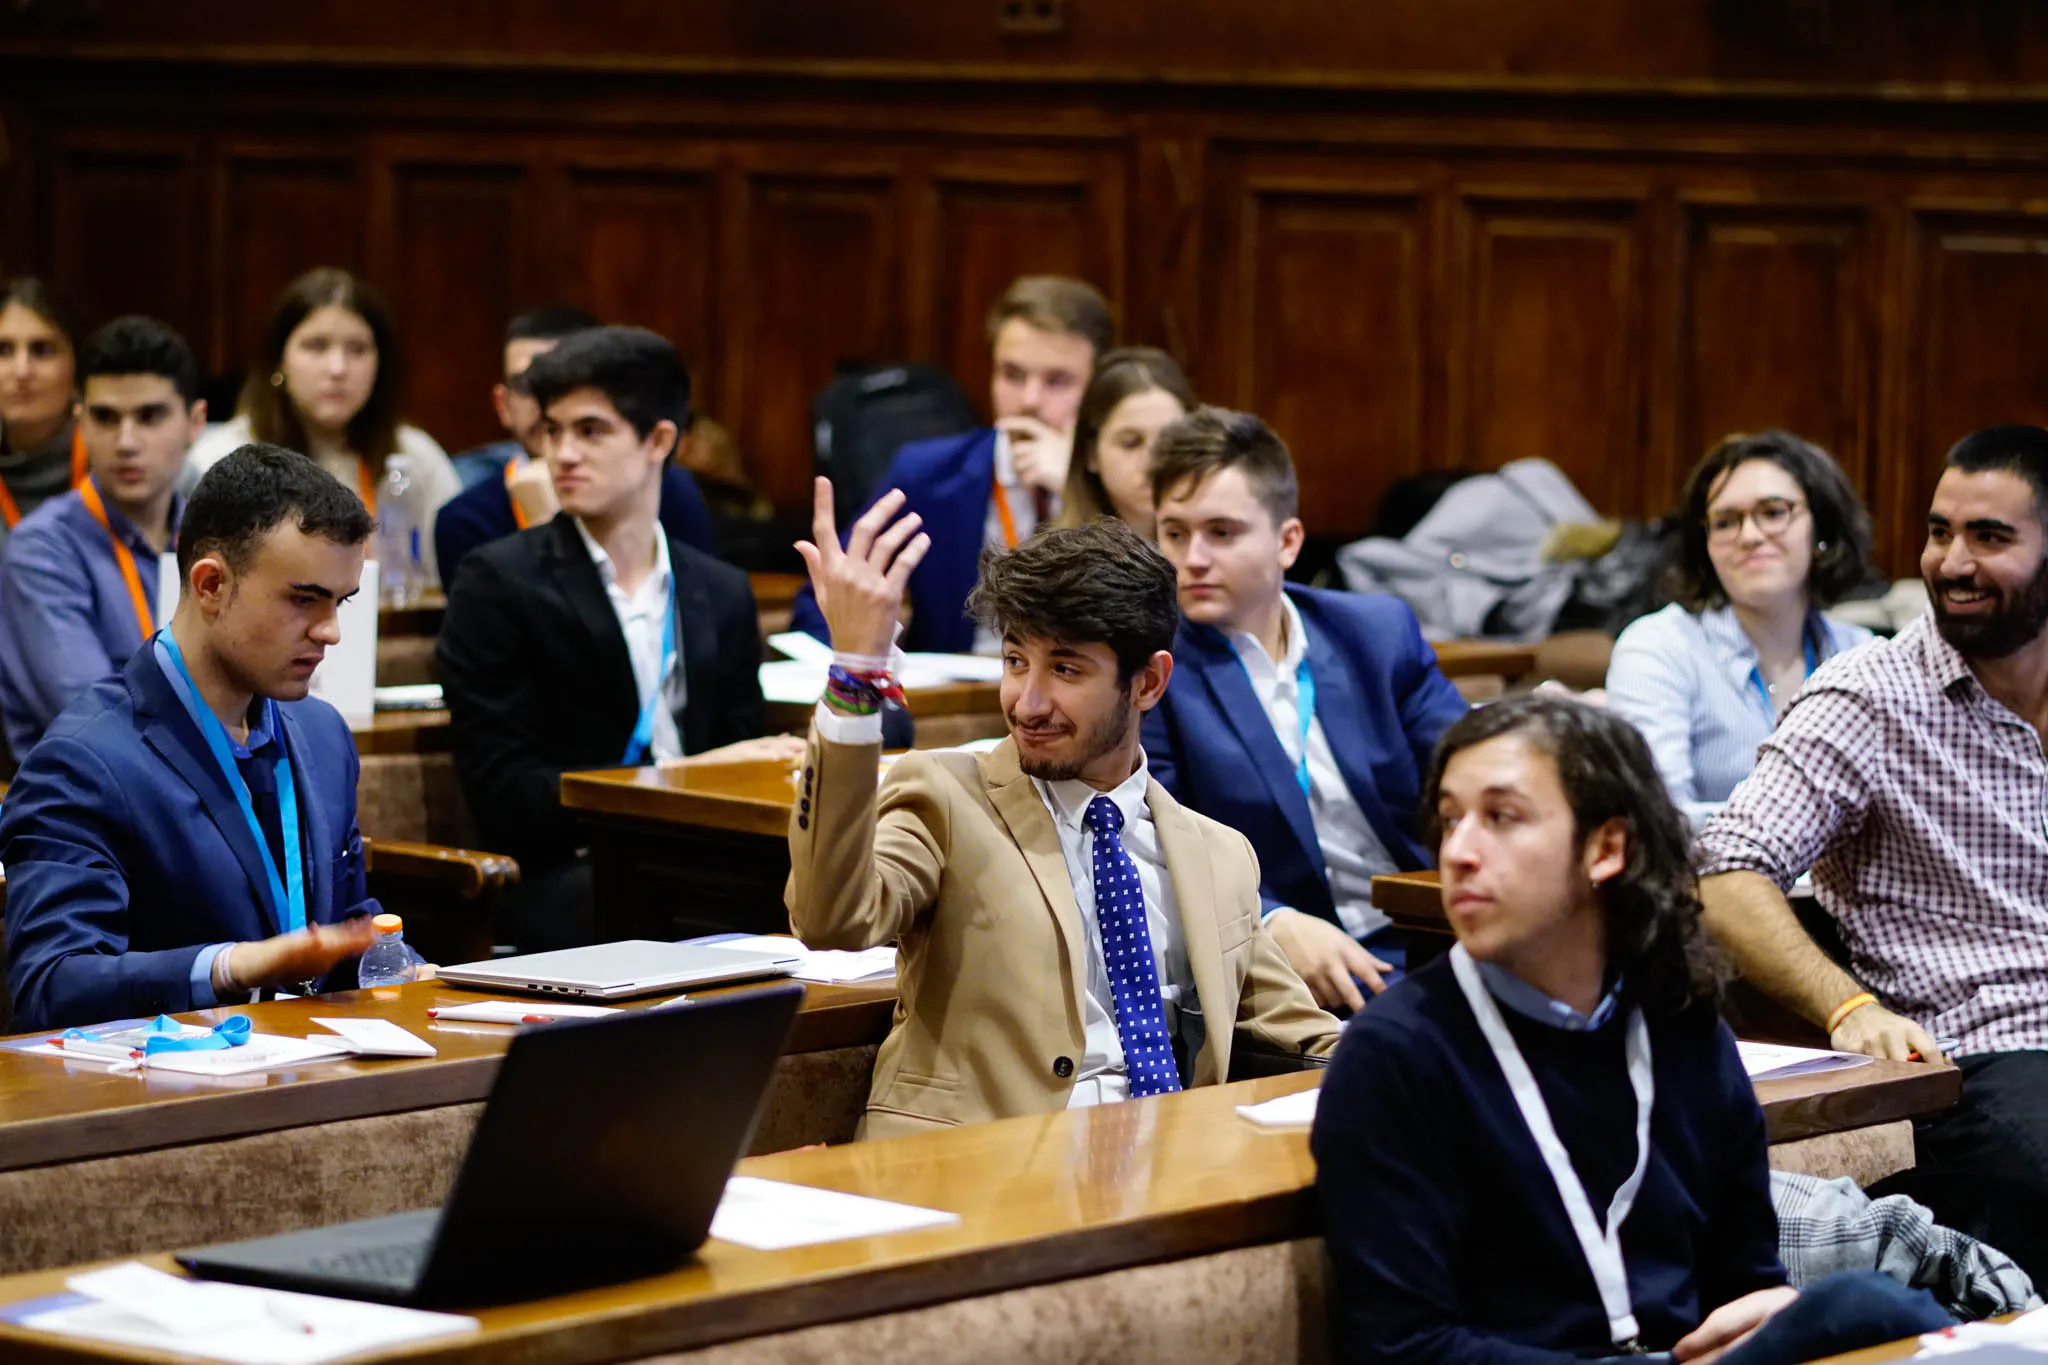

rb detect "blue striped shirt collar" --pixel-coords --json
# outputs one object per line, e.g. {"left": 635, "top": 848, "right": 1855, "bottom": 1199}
{"left": 1474, "top": 958, "right": 1620, "bottom": 1031}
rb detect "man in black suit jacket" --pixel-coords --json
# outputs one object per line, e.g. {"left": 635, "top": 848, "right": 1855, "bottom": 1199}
{"left": 439, "top": 327, "right": 801, "bottom": 950}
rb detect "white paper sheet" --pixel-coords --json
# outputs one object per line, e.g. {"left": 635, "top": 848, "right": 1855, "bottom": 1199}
{"left": 1735, "top": 1040, "right": 1877, "bottom": 1083}
{"left": 311, "top": 1017, "right": 436, "bottom": 1058}
{"left": 373, "top": 683, "right": 444, "bottom": 711}
{"left": 16, "top": 1262, "right": 477, "bottom": 1365}
{"left": 709, "top": 1176, "right": 958, "bottom": 1250}
{"left": 140, "top": 1034, "right": 357, "bottom": 1077}
{"left": 422, "top": 1000, "right": 617, "bottom": 1025}
{"left": 719, "top": 935, "right": 896, "bottom": 984}
{"left": 1234, "top": 1088, "right": 1320, "bottom": 1129}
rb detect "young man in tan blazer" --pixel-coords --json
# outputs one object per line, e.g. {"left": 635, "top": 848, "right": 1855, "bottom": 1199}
{"left": 788, "top": 477, "right": 1340, "bottom": 1138}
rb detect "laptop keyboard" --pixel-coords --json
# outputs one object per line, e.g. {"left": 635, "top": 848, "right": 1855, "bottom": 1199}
{"left": 305, "top": 1240, "right": 428, "bottom": 1287}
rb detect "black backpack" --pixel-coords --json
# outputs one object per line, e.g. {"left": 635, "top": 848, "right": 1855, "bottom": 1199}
{"left": 812, "top": 362, "right": 978, "bottom": 528}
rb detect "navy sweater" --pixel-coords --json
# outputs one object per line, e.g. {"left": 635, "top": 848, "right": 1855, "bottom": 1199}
{"left": 1311, "top": 957, "right": 1785, "bottom": 1363}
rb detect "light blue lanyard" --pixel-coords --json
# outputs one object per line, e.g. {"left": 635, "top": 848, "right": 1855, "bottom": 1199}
{"left": 1237, "top": 648, "right": 1317, "bottom": 798}
{"left": 619, "top": 580, "right": 678, "bottom": 766}
{"left": 156, "top": 632, "right": 306, "bottom": 933}
{"left": 1749, "top": 633, "right": 1820, "bottom": 717}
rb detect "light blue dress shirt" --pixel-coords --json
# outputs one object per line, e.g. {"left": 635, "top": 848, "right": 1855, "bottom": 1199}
{"left": 1606, "top": 602, "right": 1872, "bottom": 825}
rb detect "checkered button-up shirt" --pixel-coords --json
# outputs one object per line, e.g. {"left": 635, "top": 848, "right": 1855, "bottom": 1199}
{"left": 1698, "top": 614, "right": 2048, "bottom": 1058}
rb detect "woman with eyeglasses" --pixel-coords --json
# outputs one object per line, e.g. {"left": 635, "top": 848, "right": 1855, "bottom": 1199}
{"left": 1606, "top": 432, "right": 1874, "bottom": 825}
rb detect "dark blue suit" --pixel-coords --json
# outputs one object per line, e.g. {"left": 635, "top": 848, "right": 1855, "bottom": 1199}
{"left": 791, "top": 429, "right": 996, "bottom": 654}
{"left": 1, "top": 646, "right": 376, "bottom": 1030}
{"left": 1142, "top": 585, "right": 1468, "bottom": 926}
{"left": 433, "top": 462, "right": 718, "bottom": 595}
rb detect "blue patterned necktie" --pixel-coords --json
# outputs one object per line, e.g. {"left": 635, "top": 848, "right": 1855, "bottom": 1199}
{"left": 1084, "top": 794, "right": 1183, "bottom": 1099}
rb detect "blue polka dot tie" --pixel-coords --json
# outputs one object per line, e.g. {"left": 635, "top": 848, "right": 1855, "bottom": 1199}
{"left": 1084, "top": 794, "right": 1182, "bottom": 1099}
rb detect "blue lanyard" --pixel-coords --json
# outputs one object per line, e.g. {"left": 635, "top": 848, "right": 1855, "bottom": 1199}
{"left": 618, "top": 579, "right": 678, "bottom": 766}
{"left": 156, "top": 632, "right": 306, "bottom": 933}
{"left": 1236, "top": 646, "right": 1317, "bottom": 798}
{"left": 1749, "top": 632, "right": 1820, "bottom": 717}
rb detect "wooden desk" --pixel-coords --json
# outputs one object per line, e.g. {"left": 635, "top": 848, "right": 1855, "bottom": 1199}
{"left": 351, "top": 708, "right": 452, "bottom": 756}
{"left": 763, "top": 679, "right": 1006, "bottom": 748}
{"left": 379, "top": 591, "right": 446, "bottom": 638}
{"left": 749, "top": 571, "right": 805, "bottom": 640}
{"left": 0, "top": 1062, "right": 1969, "bottom": 1365}
{"left": 0, "top": 977, "right": 894, "bottom": 1276}
{"left": 1430, "top": 638, "right": 1540, "bottom": 683}
{"left": 563, "top": 759, "right": 800, "bottom": 940}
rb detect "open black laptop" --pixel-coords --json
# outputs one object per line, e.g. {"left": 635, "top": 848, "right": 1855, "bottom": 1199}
{"left": 177, "top": 982, "right": 804, "bottom": 1308}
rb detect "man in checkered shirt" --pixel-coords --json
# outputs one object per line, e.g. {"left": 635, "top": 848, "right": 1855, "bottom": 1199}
{"left": 1699, "top": 425, "right": 2048, "bottom": 1278}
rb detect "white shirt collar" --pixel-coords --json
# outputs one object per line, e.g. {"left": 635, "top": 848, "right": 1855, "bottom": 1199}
{"left": 1033, "top": 756, "right": 1152, "bottom": 835}
{"left": 573, "top": 516, "right": 671, "bottom": 594}
{"left": 992, "top": 428, "right": 1019, "bottom": 488}
{"left": 1227, "top": 592, "right": 1307, "bottom": 678}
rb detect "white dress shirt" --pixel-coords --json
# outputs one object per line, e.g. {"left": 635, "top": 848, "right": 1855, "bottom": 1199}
{"left": 973, "top": 430, "right": 1047, "bottom": 655}
{"left": 1032, "top": 761, "right": 1192, "bottom": 1107}
{"left": 1229, "top": 594, "right": 1399, "bottom": 939}
{"left": 574, "top": 517, "right": 684, "bottom": 762}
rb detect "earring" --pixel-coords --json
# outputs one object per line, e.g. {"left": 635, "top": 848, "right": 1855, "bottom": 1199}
{"left": 270, "top": 371, "right": 285, "bottom": 388}
{"left": 1816, "top": 540, "right": 1829, "bottom": 551}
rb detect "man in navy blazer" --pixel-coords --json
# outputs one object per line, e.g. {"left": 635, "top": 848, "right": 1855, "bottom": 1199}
{"left": 791, "top": 276, "right": 1113, "bottom": 653}
{"left": 1141, "top": 409, "right": 1467, "bottom": 1013}
{"left": 2, "top": 444, "right": 382, "bottom": 1031}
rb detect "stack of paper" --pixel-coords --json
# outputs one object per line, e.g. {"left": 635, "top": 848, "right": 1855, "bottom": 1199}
{"left": 1735, "top": 1041, "right": 1877, "bottom": 1083}
{"left": 720, "top": 934, "right": 897, "bottom": 984}
{"left": 709, "top": 1176, "right": 958, "bottom": 1250}
{"left": 1235, "top": 1088, "right": 1321, "bottom": 1129}
{"left": 0, "top": 1261, "right": 476, "bottom": 1364}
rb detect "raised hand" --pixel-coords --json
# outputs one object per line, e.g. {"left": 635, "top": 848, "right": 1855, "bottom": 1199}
{"left": 793, "top": 477, "right": 930, "bottom": 660}
{"left": 221, "top": 917, "right": 380, "bottom": 993}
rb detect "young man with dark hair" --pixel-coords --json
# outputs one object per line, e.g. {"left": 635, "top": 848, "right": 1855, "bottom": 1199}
{"left": 790, "top": 274, "right": 1114, "bottom": 653}
{"left": 788, "top": 476, "right": 1337, "bottom": 1137}
{"left": 1141, "top": 407, "right": 1468, "bottom": 1015}
{"left": 0, "top": 315, "right": 206, "bottom": 755}
{"left": 439, "top": 326, "right": 794, "bottom": 951}
{"left": 434, "top": 306, "right": 714, "bottom": 587}
{"left": 1701, "top": 423, "right": 2048, "bottom": 1278}
{"left": 2, "top": 444, "right": 381, "bottom": 1030}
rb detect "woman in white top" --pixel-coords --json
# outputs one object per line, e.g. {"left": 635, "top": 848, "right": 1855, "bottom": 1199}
{"left": 186, "top": 267, "right": 460, "bottom": 584}
{"left": 1607, "top": 431, "right": 1875, "bottom": 825}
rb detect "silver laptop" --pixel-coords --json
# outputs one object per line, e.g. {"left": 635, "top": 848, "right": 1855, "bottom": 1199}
{"left": 436, "top": 940, "right": 803, "bottom": 999}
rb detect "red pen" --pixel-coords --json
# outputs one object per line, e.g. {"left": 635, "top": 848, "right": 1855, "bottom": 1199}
{"left": 521, "top": 1015, "right": 554, "bottom": 1024}
{"left": 51, "top": 1038, "right": 144, "bottom": 1062}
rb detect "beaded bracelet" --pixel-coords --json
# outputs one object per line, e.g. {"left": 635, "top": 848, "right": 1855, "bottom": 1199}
{"left": 824, "top": 663, "right": 906, "bottom": 716}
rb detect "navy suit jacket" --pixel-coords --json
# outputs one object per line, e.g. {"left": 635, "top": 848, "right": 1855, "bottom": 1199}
{"left": 791, "top": 429, "right": 996, "bottom": 654}
{"left": 2, "top": 646, "right": 376, "bottom": 1031}
{"left": 433, "top": 462, "right": 717, "bottom": 595}
{"left": 1142, "top": 585, "right": 1469, "bottom": 925}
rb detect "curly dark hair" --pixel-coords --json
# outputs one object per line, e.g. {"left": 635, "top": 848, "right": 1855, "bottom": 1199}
{"left": 1420, "top": 694, "right": 1726, "bottom": 1018}
{"left": 1665, "top": 429, "right": 1872, "bottom": 612}
{"left": 966, "top": 518, "right": 1180, "bottom": 684}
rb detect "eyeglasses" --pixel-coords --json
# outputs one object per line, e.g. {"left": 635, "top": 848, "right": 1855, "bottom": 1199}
{"left": 1705, "top": 497, "right": 1806, "bottom": 544}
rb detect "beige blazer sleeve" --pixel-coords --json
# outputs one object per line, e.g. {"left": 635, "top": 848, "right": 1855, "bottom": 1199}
{"left": 784, "top": 724, "right": 953, "bottom": 952}
{"left": 1237, "top": 920, "right": 1343, "bottom": 1060}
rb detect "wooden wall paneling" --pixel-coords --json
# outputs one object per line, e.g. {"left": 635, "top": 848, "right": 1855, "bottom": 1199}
{"left": 727, "top": 162, "right": 904, "bottom": 508}
{"left": 561, "top": 162, "right": 721, "bottom": 403}
{"left": 1132, "top": 129, "right": 1207, "bottom": 367}
{"left": 1204, "top": 151, "right": 1433, "bottom": 539}
{"left": 0, "top": 102, "right": 34, "bottom": 282}
{"left": 384, "top": 157, "right": 533, "bottom": 455}
{"left": 1674, "top": 200, "right": 1873, "bottom": 496}
{"left": 1900, "top": 205, "right": 2048, "bottom": 563}
{"left": 212, "top": 148, "right": 366, "bottom": 382}
{"left": 925, "top": 149, "right": 1128, "bottom": 423}
{"left": 1448, "top": 186, "right": 1650, "bottom": 516}
{"left": 46, "top": 133, "right": 203, "bottom": 343}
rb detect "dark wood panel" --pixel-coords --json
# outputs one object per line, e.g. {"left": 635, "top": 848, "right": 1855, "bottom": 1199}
{"left": 47, "top": 137, "right": 201, "bottom": 340}
{"left": 1451, "top": 192, "right": 1648, "bottom": 511}
{"left": 1677, "top": 204, "right": 1871, "bottom": 496}
{"left": 730, "top": 172, "right": 901, "bottom": 507}
{"left": 564, "top": 165, "right": 719, "bottom": 399}
{"left": 1209, "top": 173, "right": 1430, "bottom": 538}
{"left": 387, "top": 161, "right": 530, "bottom": 454}
{"left": 214, "top": 152, "right": 363, "bottom": 377}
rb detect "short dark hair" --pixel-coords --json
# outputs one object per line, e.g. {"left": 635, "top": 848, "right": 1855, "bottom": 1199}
{"left": 78, "top": 315, "right": 200, "bottom": 403}
{"left": 0, "top": 277, "right": 83, "bottom": 351}
{"left": 967, "top": 519, "right": 1180, "bottom": 684}
{"left": 985, "top": 276, "right": 1114, "bottom": 360}
{"left": 1666, "top": 430, "right": 1873, "bottom": 611}
{"left": 1150, "top": 405, "right": 1300, "bottom": 525}
{"left": 179, "top": 443, "right": 376, "bottom": 579}
{"left": 1945, "top": 425, "right": 2048, "bottom": 528}
{"left": 505, "top": 305, "right": 600, "bottom": 346}
{"left": 1421, "top": 695, "right": 1726, "bottom": 1019}
{"left": 240, "top": 267, "right": 402, "bottom": 473}
{"left": 521, "top": 325, "right": 690, "bottom": 444}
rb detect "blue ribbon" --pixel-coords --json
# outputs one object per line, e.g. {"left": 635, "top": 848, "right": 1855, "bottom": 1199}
{"left": 156, "top": 632, "right": 306, "bottom": 933}
{"left": 63, "top": 1015, "right": 252, "bottom": 1056}
{"left": 619, "top": 581, "right": 678, "bottom": 766}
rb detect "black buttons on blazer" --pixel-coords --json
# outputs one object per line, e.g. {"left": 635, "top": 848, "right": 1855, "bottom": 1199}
{"left": 797, "top": 815, "right": 809, "bottom": 830}
{"left": 1053, "top": 1056, "right": 1074, "bottom": 1079}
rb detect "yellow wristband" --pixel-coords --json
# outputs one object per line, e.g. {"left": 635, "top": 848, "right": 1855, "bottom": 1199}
{"left": 1826, "top": 991, "right": 1877, "bottom": 1034}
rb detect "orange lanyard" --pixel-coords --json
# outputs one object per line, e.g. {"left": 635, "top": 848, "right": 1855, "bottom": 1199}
{"left": 505, "top": 457, "right": 529, "bottom": 531}
{"left": 356, "top": 460, "right": 378, "bottom": 512}
{"left": 0, "top": 425, "right": 90, "bottom": 530}
{"left": 990, "top": 477, "right": 1019, "bottom": 549}
{"left": 78, "top": 475, "right": 156, "bottom": 639}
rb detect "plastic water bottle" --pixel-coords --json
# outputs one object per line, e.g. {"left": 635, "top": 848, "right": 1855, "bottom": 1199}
{"left": 356, "top": 913, "right": 418, "bottom": 989}
{"left": 375, "top": 453, "right": 425, "bottom": 608}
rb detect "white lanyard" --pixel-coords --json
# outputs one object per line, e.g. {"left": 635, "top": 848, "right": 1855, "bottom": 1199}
{"left": 1449, "top": 944, "right": 1654, "bottom": 1349}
